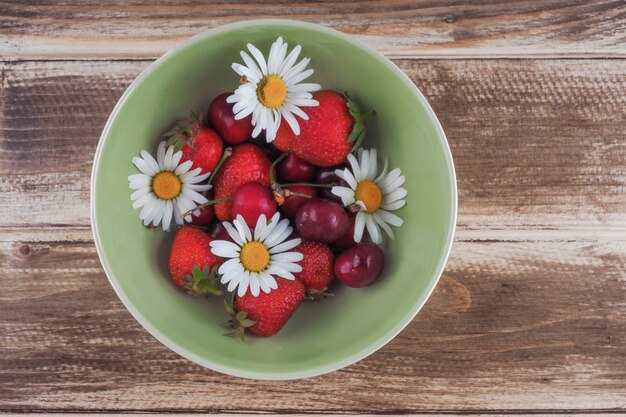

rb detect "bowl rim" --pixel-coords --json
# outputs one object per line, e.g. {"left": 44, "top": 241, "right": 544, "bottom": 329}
{"left": 91, "top": 18, "right": 458, "bottom": 380}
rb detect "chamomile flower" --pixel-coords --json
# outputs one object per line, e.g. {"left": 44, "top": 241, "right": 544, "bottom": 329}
{"left": 228, "top": 36, "right": 321, "bottom": 142}
{"left": 128, "top": 141, "right": 211, "bottom": 231}
{"left": 331, "top": 149, "right": 407, "bottom": 244}
{"left": 210, "top": 213, "right": 303, "bottom": 297}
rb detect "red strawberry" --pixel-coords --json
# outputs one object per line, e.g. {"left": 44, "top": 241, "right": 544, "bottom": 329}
{"left": 169, "top": 226, "right": 222, "bottom": 296}
{"left": 213, "top": 143, "right": 271, "bottom": 221}
{"left": 163, "top": 112, "right": 224, "bottom": 174}
{"left": 274, "top": 90, "right": 369, "bottom": 167}
{"left": 294, "top": 241, "right": 334, "bottom": 293}
{"left": 233, "top": 278, "right": 305, "bottom": 337}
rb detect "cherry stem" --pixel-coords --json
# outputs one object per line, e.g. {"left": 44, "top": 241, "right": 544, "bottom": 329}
{"left": 269, "top": 153, "right": 288, "bottom": 185}
{"left": 182, "top": 197, "right": 233, "bottom": 218}
{"left": 281, "top": 182, "right": 335, "bottom": 188}
{"left": 286, "top": 191, "right": 313, "bottom": 199}
{"left": 207, "top": 147, "right": 232, "bottom": 186}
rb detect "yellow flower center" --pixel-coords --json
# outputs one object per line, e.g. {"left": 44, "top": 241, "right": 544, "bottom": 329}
{"left": 240, "top": 241, "right": 270, "bottom": 272}
{"left": 257, "top": 75, "right": 287, "bottom": 109}
{"left": 152, "top": 172, "right": 182, "bottom": 200}
{"left": 355, "top": 180, "right": 383, "bottom": 213}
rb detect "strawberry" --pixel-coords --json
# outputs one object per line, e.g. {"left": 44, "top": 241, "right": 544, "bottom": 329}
{"left": 169, "top": 226, "right": 222, "bottom": 296}
{"left": 163, "top": 112, "right": 224, "bottom": 174}
{"left": 213, "top": 143, "right": 271, "bottom": 221}
{"left": 273, "top": 90, "right": 370, "bottom": 167}
{"left": 294, "top": 241, "right": 334, "bottom": 297}
{"left": 230, "top": 278, "right": 305, "bottom": 337}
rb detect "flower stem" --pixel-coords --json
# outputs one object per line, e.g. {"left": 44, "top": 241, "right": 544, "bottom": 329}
{"left": 269, "top": 153, "right": 288, "bottom": 185}
{"left": 182, "top": 197, "right": 233, "bottom": 218}
{"left": 281, "top": 182, "right": 335, "bottom": 188}
{"left": 207, "top": 147, "right": 233, "bottom": 186}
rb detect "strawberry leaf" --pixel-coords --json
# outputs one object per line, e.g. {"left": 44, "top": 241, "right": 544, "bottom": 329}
{"left": 183, "top": 264, "right": 222, "bottom": 298}
{"left": 343, "top": 93, "right": 374, "bottom": 151}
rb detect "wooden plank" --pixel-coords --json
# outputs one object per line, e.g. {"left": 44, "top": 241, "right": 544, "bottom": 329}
{"left": 1, "top": 59, "right": 624, "bottom": 239}
{"left": 1, "top": 1, "right": 625, "bottom": 59}
{"left": 0, "top": 228, "right": 624, "bottom": 412}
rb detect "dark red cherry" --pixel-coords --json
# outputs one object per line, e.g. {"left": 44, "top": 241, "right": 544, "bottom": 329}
{"left": 208, "top": 93, "right": 253, "bottom": 145}
{"left": 334, "top": 242, "right": 385, "bottom": 288}
{"left": 295, "top": 199, "right": 349, "bottom": 243}
{"left": 277, "top": 154, "right": 315, "bottom": 182}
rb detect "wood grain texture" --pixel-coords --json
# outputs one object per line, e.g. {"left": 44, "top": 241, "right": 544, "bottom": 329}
{"left": 1, "top": 0, "right": 625, "bottom": 59}
{"left": 0, "top": 227, "right": 624, "bottom": 412}
{"left": 1, "top": 59, "right": 624, "bottom": 239}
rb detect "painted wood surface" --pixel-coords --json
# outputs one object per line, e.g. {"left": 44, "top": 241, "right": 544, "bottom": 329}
{"left": 1, "top": 2, "right": 625, "bottom": 413}
{"left": 1, "top": 0, "right": 625, "bottom": 58}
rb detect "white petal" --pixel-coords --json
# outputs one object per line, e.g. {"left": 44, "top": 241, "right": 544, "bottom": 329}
{"left": 130, "top": 187, "right": 151, "bottom": 201}
{"left": 258, "top": 271, "right": 274, "bottom": 293}
{"left": 249, "top": 273, "right": 260, "bottom": 297}
{"left": 234, "top": 215, "right": 252, "bottom": 242}
{"left": 278, "top": 44, "right": 301, "bottom": 76}
{"left": 174, "top": 160, "right": 193, "bottom": 175}
{"left": 271, "top": 251, "right": 303, "bottom": 263}
{"left": 364, "top": 214, "right": 382, "bottom": 244}
{"left": 331, "top": 186, "right": 356, "bottom": 206}
{"left": 132, "top": 192, "right": 154, "bottom": 209}
{"left": 226, "top": 272, "right": 241, "bottom": 292}
{"left": 282, "top": 57, "right": 310, "bottom": 83}
{"left": 237, "top": 271, "right": 251, "bottom": 296}
{"left": 282, "top": 103, "right": 309, "bottom": 120}
{"left": 272, "top": 261, "right": 302, "bottom": 273}
{"left": 381, "top": 199, "right": 407, "bottom": 211}
{"left": 140, "top": 150, "right": 160, "bottom": 174}
{"left": 151, "top": 200, "right": 166, "bottom": 227}
{"left": 263, "top": 217, "right": 289, "bottom": 246}
{"left": 142, "top": 199, "right": 160, "bottom": 226}
{"left": 171, "top": 150, "right": 183, "bottom": 170}
{"left": 172, "top": 200, "right": 183, "bottom": 225}
{"left": 267, "top": 265, "right": 295, "bottom": 281}
{"left": 354, "top": 211, "right": 366, "bottom": 243}
{"left": 182, "top": 187, "right": 208, "bottom": 204}
{"left": 347, "top": 154, "right": 362, "bottom": 182}
{"left": 367, "top": 149, "right": 378, "bottom": 179}
{"left": 128, "top": 173, "right": 151, "bottom": 188}
{"left": 375, "top": 158, "right": 389, "bottom": 182}
{"left": 378, "top": 209, "right": 404, "bottom": 227}
{"left": 374, "top": 212, "right": 395, "bottom": 240}
{"left": 247, "top": 43, "right": 268, "bottom": 75}
{"left": 285, "top": 68, "right": 314, "bottom": 86}
{"left": 254, "top": 214, "right": 268, "bottom": 241}
{"left": 287, "top": 83, "right": 321, "bottom": 93}
{"left": 342, "top": 169, "right": 358, "bottom": 190}
{"left": 163, "top": 145, "right": 175, "bottom": 171}
{"left": 377, "top": 168, "right": 402, "bottom": 189}
{"left": 219, "top": 258, "right": 243, "bottom": 276}
{"left": 157, "top": 141, "right": 166, "bottom": 170}
{"left": 279, "top": 107, "right": 300, "bottom": 135}
{"left": 240, "top": 50, "right": 263, "bottom": 79}
{"left": 132, "top": 157, "right": 157, "bottom": 176}
{"left": 183, "top": 171, "right": 210, "bottom": 184}
{"left": 210, "top": 240, "right": 241, "bottom": 258}
{"left": 162, "top": 200, "right": 174, "bottom": 231}
{"left": 223, "top": 221, "right": 244, "bottom": 245}
{"left": 384, "top": 187, "right": 408, "bottom": 204}
{"left": 269, "top": 238, "right": 301, "bottom": 254}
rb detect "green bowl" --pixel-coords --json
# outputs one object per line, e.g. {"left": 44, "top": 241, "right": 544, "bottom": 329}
{"left": 91, "top": 20, "right": 456, "bottom": 380}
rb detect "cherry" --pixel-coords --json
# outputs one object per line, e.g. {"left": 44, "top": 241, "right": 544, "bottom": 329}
{"left": 231, "top": 182, "right": 276, "bottom": 227}
{"left": 314, "top": 164, "right": 349, "bottom": 203}
{"left": 190, "top": 204, "right": 215, "bottom": 226}
{"left": 209, "top": 221, "right": 232, "bottom": 241}
{"left": 208, "top": 93, "right": 253, "bottom": 145}
{"left": 295, "top": 199, "right": 349, "bottom": 243}
{"left": 277, "top": 154, "right": 315, "bottom": 182}
{"left": 334, "top": 212, "right": 357, "bottom": 248}
{"left": 279, "top": 185, "right": 316, "bottom": 219}
{"left": 334, "top": 242, "right": 385, "bottom": 288}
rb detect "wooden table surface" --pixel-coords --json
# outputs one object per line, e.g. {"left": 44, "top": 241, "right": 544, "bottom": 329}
{"left": 1, "top": 1, "right": 625, "bottom": 415}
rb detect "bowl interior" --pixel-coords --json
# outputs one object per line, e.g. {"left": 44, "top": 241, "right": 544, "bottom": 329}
{"left": 92, "top": 20, "right": 456, "bottom": 379}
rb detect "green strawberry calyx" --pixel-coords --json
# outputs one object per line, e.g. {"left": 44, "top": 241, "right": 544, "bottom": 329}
{"left": 344, "top": 92, "right": 376, "bottom": 152}
{"left": 183, "top": 264, "right": 222, "bottom": 298}
{"left": 162, "top": 111, "right": 203, "bottom": 152}
{"left": 222, "top": 299, "right": 256, "bottom": 342}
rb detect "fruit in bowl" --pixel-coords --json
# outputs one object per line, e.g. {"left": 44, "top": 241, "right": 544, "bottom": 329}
{"left": 92, "top": 20, "right": 456, "bottom": 380}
